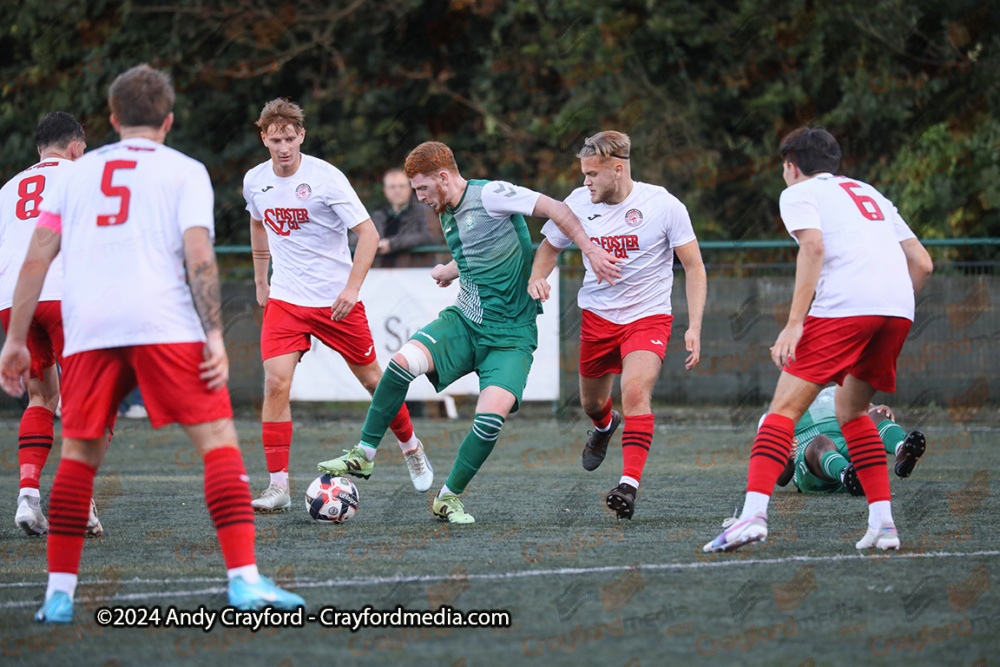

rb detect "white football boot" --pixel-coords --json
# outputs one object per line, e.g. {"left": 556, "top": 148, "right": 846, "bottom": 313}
{"left": 403, "top": 440, "right": 434, "bottom": 492}
{"left": 855, "top": 522, "right": 900, "bottom": 550}
{"left": 15, "top": 495, "right": 48, "bottom": 536}
{"left": 252, "top": 483, "right": 292, "bottom": 512}
{"left": 703, "top": 514, "right": 768, "bottom": 553}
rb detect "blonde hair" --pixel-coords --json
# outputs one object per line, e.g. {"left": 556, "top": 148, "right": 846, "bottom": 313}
{"left": 255, "top": 98, "right": 305, "bottom": 133}
{"left": 577, "top": 130, "right": 631, "bottom": 160}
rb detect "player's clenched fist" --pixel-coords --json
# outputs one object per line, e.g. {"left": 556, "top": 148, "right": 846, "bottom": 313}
{"left": 431, "top": 262, "right": 459, "bottom": 288}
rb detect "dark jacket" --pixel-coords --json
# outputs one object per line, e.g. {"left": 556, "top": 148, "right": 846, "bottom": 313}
{"left": 369, "top": 193, "right": 442, "bottom": 267}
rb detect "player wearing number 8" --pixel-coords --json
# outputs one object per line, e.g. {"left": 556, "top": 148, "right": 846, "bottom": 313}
{"left": 0, "top": 112, "right": 104, "bottom": 539}
{"left": 0, "top": 65, "right": 302, "bottom": 623}
{"left": 703, "top": 127, "right": 933, "bottom": 554}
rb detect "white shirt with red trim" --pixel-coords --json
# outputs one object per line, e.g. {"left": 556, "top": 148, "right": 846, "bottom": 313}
{"left": 779, "top": 173, "right": 917, "bottom": 320}
{"left": 243, "top": 155, "right": 370, "bottom": 308}
{"left": 39, "top": 138, "right": 214, "bottom": 355}
{"left": 0, "top": 158, "right": 69, "bottom": 309}
{"left": 542, "top": 181, "right": 697, "bottom": 324}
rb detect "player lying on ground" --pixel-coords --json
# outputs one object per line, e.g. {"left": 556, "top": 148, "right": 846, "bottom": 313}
{"left": 529, "top": 130, "right": 706, "bottom": 520}
{"left": 703, "top": 127, "right": 933, "bottom": 554}
{"left": 774, "top": 386, "right": 926, "bottom": 495}
{"left": 318, "top": 141, "right": 620, "bottom": 523}
{"left": 0, "top": 112, "right": 103, "bottom": 538}
{"left": 0, "top": 65, "right": 302, "bottom": 623}
{"left": 244, "top": 99, "right": 429, "bottom": 512}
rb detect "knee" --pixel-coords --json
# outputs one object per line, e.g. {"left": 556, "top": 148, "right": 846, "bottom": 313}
{"left": 263, "top": 373, "right": 293, "bottom": 400}
{"left": 31, "top": 390, "right": 60, "bottom": 413}
{"left": 394, "top": 342, "right": 430, "bottom": 376}
{"left": 620, "top": 380, "right": 650, "bottom": 415}
{"left": 391, "top": 352, "right": 409, "bottom": 371}
{"left": 579, "top": 394, "right": 605, "bottom": 416}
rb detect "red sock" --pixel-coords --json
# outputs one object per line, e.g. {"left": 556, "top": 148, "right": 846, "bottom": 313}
{"left": 746, "top": 414, "right": 794, "bottom": 495}
{"left": 842, "top": 415, "right": 891, "bottom": 503}
{"left": 621, "top": 414, "right": 654, "bottom": 484}
{"left": 203, "top": 447, "right": 256, "bottom": 569}
{"left": 388, "top": 403, "right": 414, "bottom": 444}
{"left": 262, "top": 421, "right": 292, "bottom": 473}
{"left": 48, "top": 458, "right": 96, "bottom": 574}
{"left": 587, "top": 398, "right": 613, "bottom": 430}
{"left": 18, "top": 406, "right": 54, "bottom": 490}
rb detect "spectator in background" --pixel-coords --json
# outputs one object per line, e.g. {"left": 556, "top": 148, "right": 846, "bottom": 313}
{"left": 368, "top": 168, "right": 441, "bottom": 267}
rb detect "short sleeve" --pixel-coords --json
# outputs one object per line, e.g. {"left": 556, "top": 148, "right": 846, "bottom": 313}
{"left": 888, "top": 203, "right": 917, "bottom": 242}
{"left": 325, "top": 166, "right": 370, "bottom": 229}
{"left": 242, "top": 172, "right": 262, "bottom": 221}
{"left": 178, "top": 162, "right": 215, "bottom": 238}
{"left": 665, "top": 199, "right": 697, "bottom": 248}
{"left": 541, "top": 218, "right": 573, "bottom": 249}
{"left": 779, "top": 185, "right": 822, "bottom": 238}
{"left": 481, "top": 181, "right": 541, "bottom": 219}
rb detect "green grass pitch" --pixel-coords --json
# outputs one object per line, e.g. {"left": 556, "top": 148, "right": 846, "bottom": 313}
{"left": 1, "top": 412, "right": 998, "bottom": 666}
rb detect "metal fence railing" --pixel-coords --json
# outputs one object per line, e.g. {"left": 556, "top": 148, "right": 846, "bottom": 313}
{"left": 0, "top": 240, "right": 994, "bottom": 414}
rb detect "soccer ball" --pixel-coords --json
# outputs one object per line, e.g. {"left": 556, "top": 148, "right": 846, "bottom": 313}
{"left": 304, "top": 474, "right": 359, "bottom": 523}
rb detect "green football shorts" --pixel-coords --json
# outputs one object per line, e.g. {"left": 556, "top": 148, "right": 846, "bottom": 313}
{"left": 410, "top": 306, "right": 537, "bottom": 412}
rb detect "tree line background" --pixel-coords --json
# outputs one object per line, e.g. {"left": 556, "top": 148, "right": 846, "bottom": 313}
{"left": 1, "top": 0, "right": 997, "bottom": 252}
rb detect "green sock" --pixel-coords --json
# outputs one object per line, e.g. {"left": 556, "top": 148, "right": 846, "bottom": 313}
{"left": 445, "top": 413, "right": 505, "bottom": 494}
{"left": 820, "top": 450, "right": 850, "bottom": 483}
{"left": 876, "top": 419, "right": 908, "bottom": 455}
{"left": 359, "top": 360, "right": 414, "bottom": 450}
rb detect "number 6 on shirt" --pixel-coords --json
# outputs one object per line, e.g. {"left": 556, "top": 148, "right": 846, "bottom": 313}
{"left": 838, "top": 181, "right": 885, "bottom": 221}
{"left": 97, "top": 160, "right": 137, "bottom": 226}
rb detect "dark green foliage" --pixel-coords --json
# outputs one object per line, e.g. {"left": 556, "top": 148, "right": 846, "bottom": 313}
{"left": 2, "top": 1, "right": 997, "bottom": 245}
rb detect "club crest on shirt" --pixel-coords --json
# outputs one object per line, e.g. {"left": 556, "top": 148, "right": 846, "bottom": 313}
{"left": 295, "top": 183, "right": 312, "bottom": 200}
{"left": 625, "top": 209, "right": 644, "bottom": 227}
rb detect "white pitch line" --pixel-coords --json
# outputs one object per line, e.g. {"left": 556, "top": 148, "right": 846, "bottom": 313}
{"left": 1, "top": 549, "right": 997, "bottom": 610}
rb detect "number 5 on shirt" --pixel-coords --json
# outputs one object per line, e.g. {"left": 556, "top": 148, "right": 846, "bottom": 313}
{"left": 98, "top": 160, "right": 137, "bottom": 226}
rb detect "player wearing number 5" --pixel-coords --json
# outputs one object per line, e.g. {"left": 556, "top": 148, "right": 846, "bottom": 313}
{"left": 0, "top": 65, "right": 302, "bottom": 622}
{"left": 704, "top": 127, "right": 933, "bottom": 554}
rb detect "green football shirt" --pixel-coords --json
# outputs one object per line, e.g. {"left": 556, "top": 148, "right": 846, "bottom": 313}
{"left": 439, "top": 179, "right": 542, "bottom": 328}
{"left": 795, "top": 386, "right": 843, "bottom": 444}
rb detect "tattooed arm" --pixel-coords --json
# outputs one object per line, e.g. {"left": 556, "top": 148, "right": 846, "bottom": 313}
{"left": 183, "top": 227, "right": 228, "bottom": 390}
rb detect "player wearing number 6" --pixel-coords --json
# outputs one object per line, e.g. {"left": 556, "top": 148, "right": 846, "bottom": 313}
{"left": 703, "top": 127, "right": 933, "bottom": 554}
{"left": 0, "top": 65, "right": 302, "bottom": 623}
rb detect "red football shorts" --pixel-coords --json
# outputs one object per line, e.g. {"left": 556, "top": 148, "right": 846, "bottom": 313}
{"left": 260, "top": 298, "right": 377, "bottom": 366}
{"left": 0, "top": 301, "right": 63, "bottom": 380}
{"left": 784, "top": 315, "right": 912, "bottom": 392}
{"left": 60, "top": 342, "right": 233, "bottom": 439}
{"left": 579, "top": 310, "right": 674, "bottom": 378}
